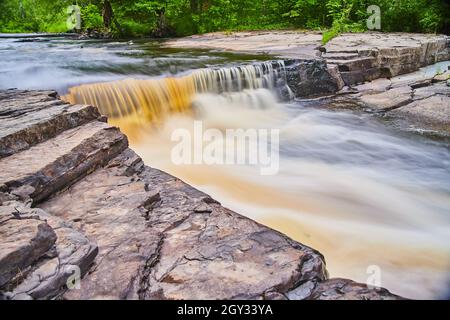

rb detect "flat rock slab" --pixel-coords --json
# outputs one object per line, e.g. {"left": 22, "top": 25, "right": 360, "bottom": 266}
{"left": 40, "top": 149, "right": 163, "bottom": 299}
{"left": 360, "top": 86, "right": 413, "bottom": 111}
{"left": 0, "top": 200, "right": 98, "bottom": 300}
{"left": 0, "top": 120, "right": 128, "bottom": 202}
{"left": 0, "top": 90, "right": 102, "bottom": 158}
{"left": 0, "top": 204, "right": 56, "bottom": 288}
{"left": 389, "top": 95, "right": 450, "bottom": 133}
{"left": 306, "top": 278, "right": 404, "bottom": 300}
{"left": 164, "top": 31, "right": 323, "bottom": 59}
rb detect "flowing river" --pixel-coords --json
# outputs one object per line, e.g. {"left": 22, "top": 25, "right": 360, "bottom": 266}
{"left": 1, "top": 37, "right": 449, "bottom": 299}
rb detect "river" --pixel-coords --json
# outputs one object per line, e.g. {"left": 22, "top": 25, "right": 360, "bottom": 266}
{"left": 1, "top": 37, "right": 449, "bottom": 299}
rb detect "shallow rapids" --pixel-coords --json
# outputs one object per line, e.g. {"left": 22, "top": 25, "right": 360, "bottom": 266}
{"left": 113, "top": 89, "right": 450, "bottom": 299}
{"left": 1, "top": 37, "right": 449, "bottom": 299}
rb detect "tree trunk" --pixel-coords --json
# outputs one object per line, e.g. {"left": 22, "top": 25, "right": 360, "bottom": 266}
{"left": 102, "top": 0, "right": 113, "bottom": 29}
{"left": 150, "top": 7, "right": 175, "bottom": 38}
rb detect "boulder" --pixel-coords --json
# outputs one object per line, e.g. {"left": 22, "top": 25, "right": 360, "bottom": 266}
{"left": 285, "top": 59, "right": 344, "bottom": 98}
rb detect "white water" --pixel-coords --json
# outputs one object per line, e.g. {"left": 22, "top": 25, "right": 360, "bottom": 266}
{"left": 117, "top": 89, "right": 450, "bottom": 299}
{"left": 9, "top": 38, "right": 449, "bottom": 299}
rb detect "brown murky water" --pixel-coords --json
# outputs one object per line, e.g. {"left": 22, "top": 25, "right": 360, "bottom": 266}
{"left": 114, "top": 100, "right": 450, "bottom": 300}
{"left": 2, "top": 38, "right": 449, "bottom": 299}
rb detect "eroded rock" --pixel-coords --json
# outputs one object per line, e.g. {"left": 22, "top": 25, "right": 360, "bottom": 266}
{"left": 319, "top": 61, "right": 450, "bottom": 136}
{"left": 0, "top": 89, "right": 102, "bottom": 158}
{"left": 0, "top": 121, "right": 128, "bottom": 202}
{"left": 0, "top": 201, "right": 98, "bottom": 299}
{"left": 0, "top": 204, "right": 56, "bottom": 288}
{"left": 304, "top": 278, "right": 403, "bottom": 300}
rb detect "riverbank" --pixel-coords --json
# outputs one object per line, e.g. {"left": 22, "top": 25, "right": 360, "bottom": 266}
{"left": 0, "top": 33, "right": 79, "bottom": 38}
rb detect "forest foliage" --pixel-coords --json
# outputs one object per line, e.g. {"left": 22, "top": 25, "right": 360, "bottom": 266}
{"left": 0, "top": 0, "right": 448, "bottom": 38}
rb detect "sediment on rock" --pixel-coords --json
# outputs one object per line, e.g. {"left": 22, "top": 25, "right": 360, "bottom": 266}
{"left": 0, "top": 90, "right": 403, "bottom": 300}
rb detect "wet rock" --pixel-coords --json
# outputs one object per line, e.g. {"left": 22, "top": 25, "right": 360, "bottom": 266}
{"left": 285, "top": 59, "right": 344, "bottom": 97}
{"left": 412, "top": 82, "right": 450, "bottom": 100}
{"left": 360, "top": 86, "right": 413, "bottom": 111}
{"left": 389, "top": 95, "right": 450, "bottom": 133}
{"left": 0, "top": 205, "right": 56, "bottom": 288}
{"left": 325, "top": 33, "right": 449, "bottom": 85}
{"left": 354, "top": 78, "right": 392, "bottom": 94}
{"left": 304, "top": 278, "right": 403, "bottom": 300}
{"left": 322, "top": 61, "right": 450, "bottom": 135}
{"left": 0, "top": 201, "right": 98, "bottom": 299}
{"left": 40, "top": 149, "right": 162, "bottom": 300}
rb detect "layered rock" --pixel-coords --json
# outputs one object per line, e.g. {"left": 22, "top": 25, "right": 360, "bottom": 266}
{"left": 288, "top": 278, "right": 403, "bottom": 300}
{"left": 0, "top": 200, "right": 97, "bottom": 300}
{"left": 315, "top": 61, "right": 450, "bottom": 136}
{"left": 324, "top": 33, "right": 449, "bottom": 85}
{"left": 0, "top": 89, "right": 402, "bottom": 300}
{"left": 166, "top": 31, "right": 449, "bottom": 97}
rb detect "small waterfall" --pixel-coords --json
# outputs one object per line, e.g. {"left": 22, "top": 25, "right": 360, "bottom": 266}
{"left": 62, "top": 61, "right": 291, "bottom": 122}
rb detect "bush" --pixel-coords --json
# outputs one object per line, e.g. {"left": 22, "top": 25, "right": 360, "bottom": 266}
{"left": 0, "top": 0, "right": 448, "bottom": 37}
{"left": 81, "top": 4, "right": 103, "bottom": 31}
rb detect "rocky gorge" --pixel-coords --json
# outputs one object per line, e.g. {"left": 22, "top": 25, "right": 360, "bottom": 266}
{"left": 0, "top": 31, "right": 449, "bottom": 300}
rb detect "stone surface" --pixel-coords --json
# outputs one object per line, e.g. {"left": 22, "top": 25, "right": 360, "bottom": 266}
{"left": 165, "top": 30, "right": 323, "bottom": 59}
{"left": 0, "top": 121, "right": 128, "bottom": 203}
{"left": 0, "top": 201, "right": 98, "bottom": 300}
{"left": 302, "top": 278, "right": 404, "bottom": 300}
{"left": 0, "top": 89, "right": 102, "bottom": 158}
{"left": 166, "top": 31, "right": 449, "bottom": 89}
{"left": 325, "top": 33, "right": 449, "bottom": 85}
{"left": 40, "top": 149, "right": 163, "bottom": 299}
{"left": 389, "top": 95, "right": 450, "bottom": 133}
{"left": 360, "top": 86, "right": 413, "bottom": 111}
{"left": 285, "top": 59, "right": 344, "bottom": 97}
{"left": 0, "top": 204, "right": 56, "bottom": 288}
{"left": 318, "top": 61, "right": 450, "bottom": 135}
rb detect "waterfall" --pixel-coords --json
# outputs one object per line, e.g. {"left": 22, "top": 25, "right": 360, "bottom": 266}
{"left": 62, "top": 61, "right": 291, "bottom": 122}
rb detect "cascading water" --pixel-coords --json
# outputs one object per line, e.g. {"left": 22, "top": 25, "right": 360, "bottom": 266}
{"left": 15, "top": 38, "right": 448, "bottom": 299}
{"left": 63, "top": 61, "right": 291, "bottom": 122}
